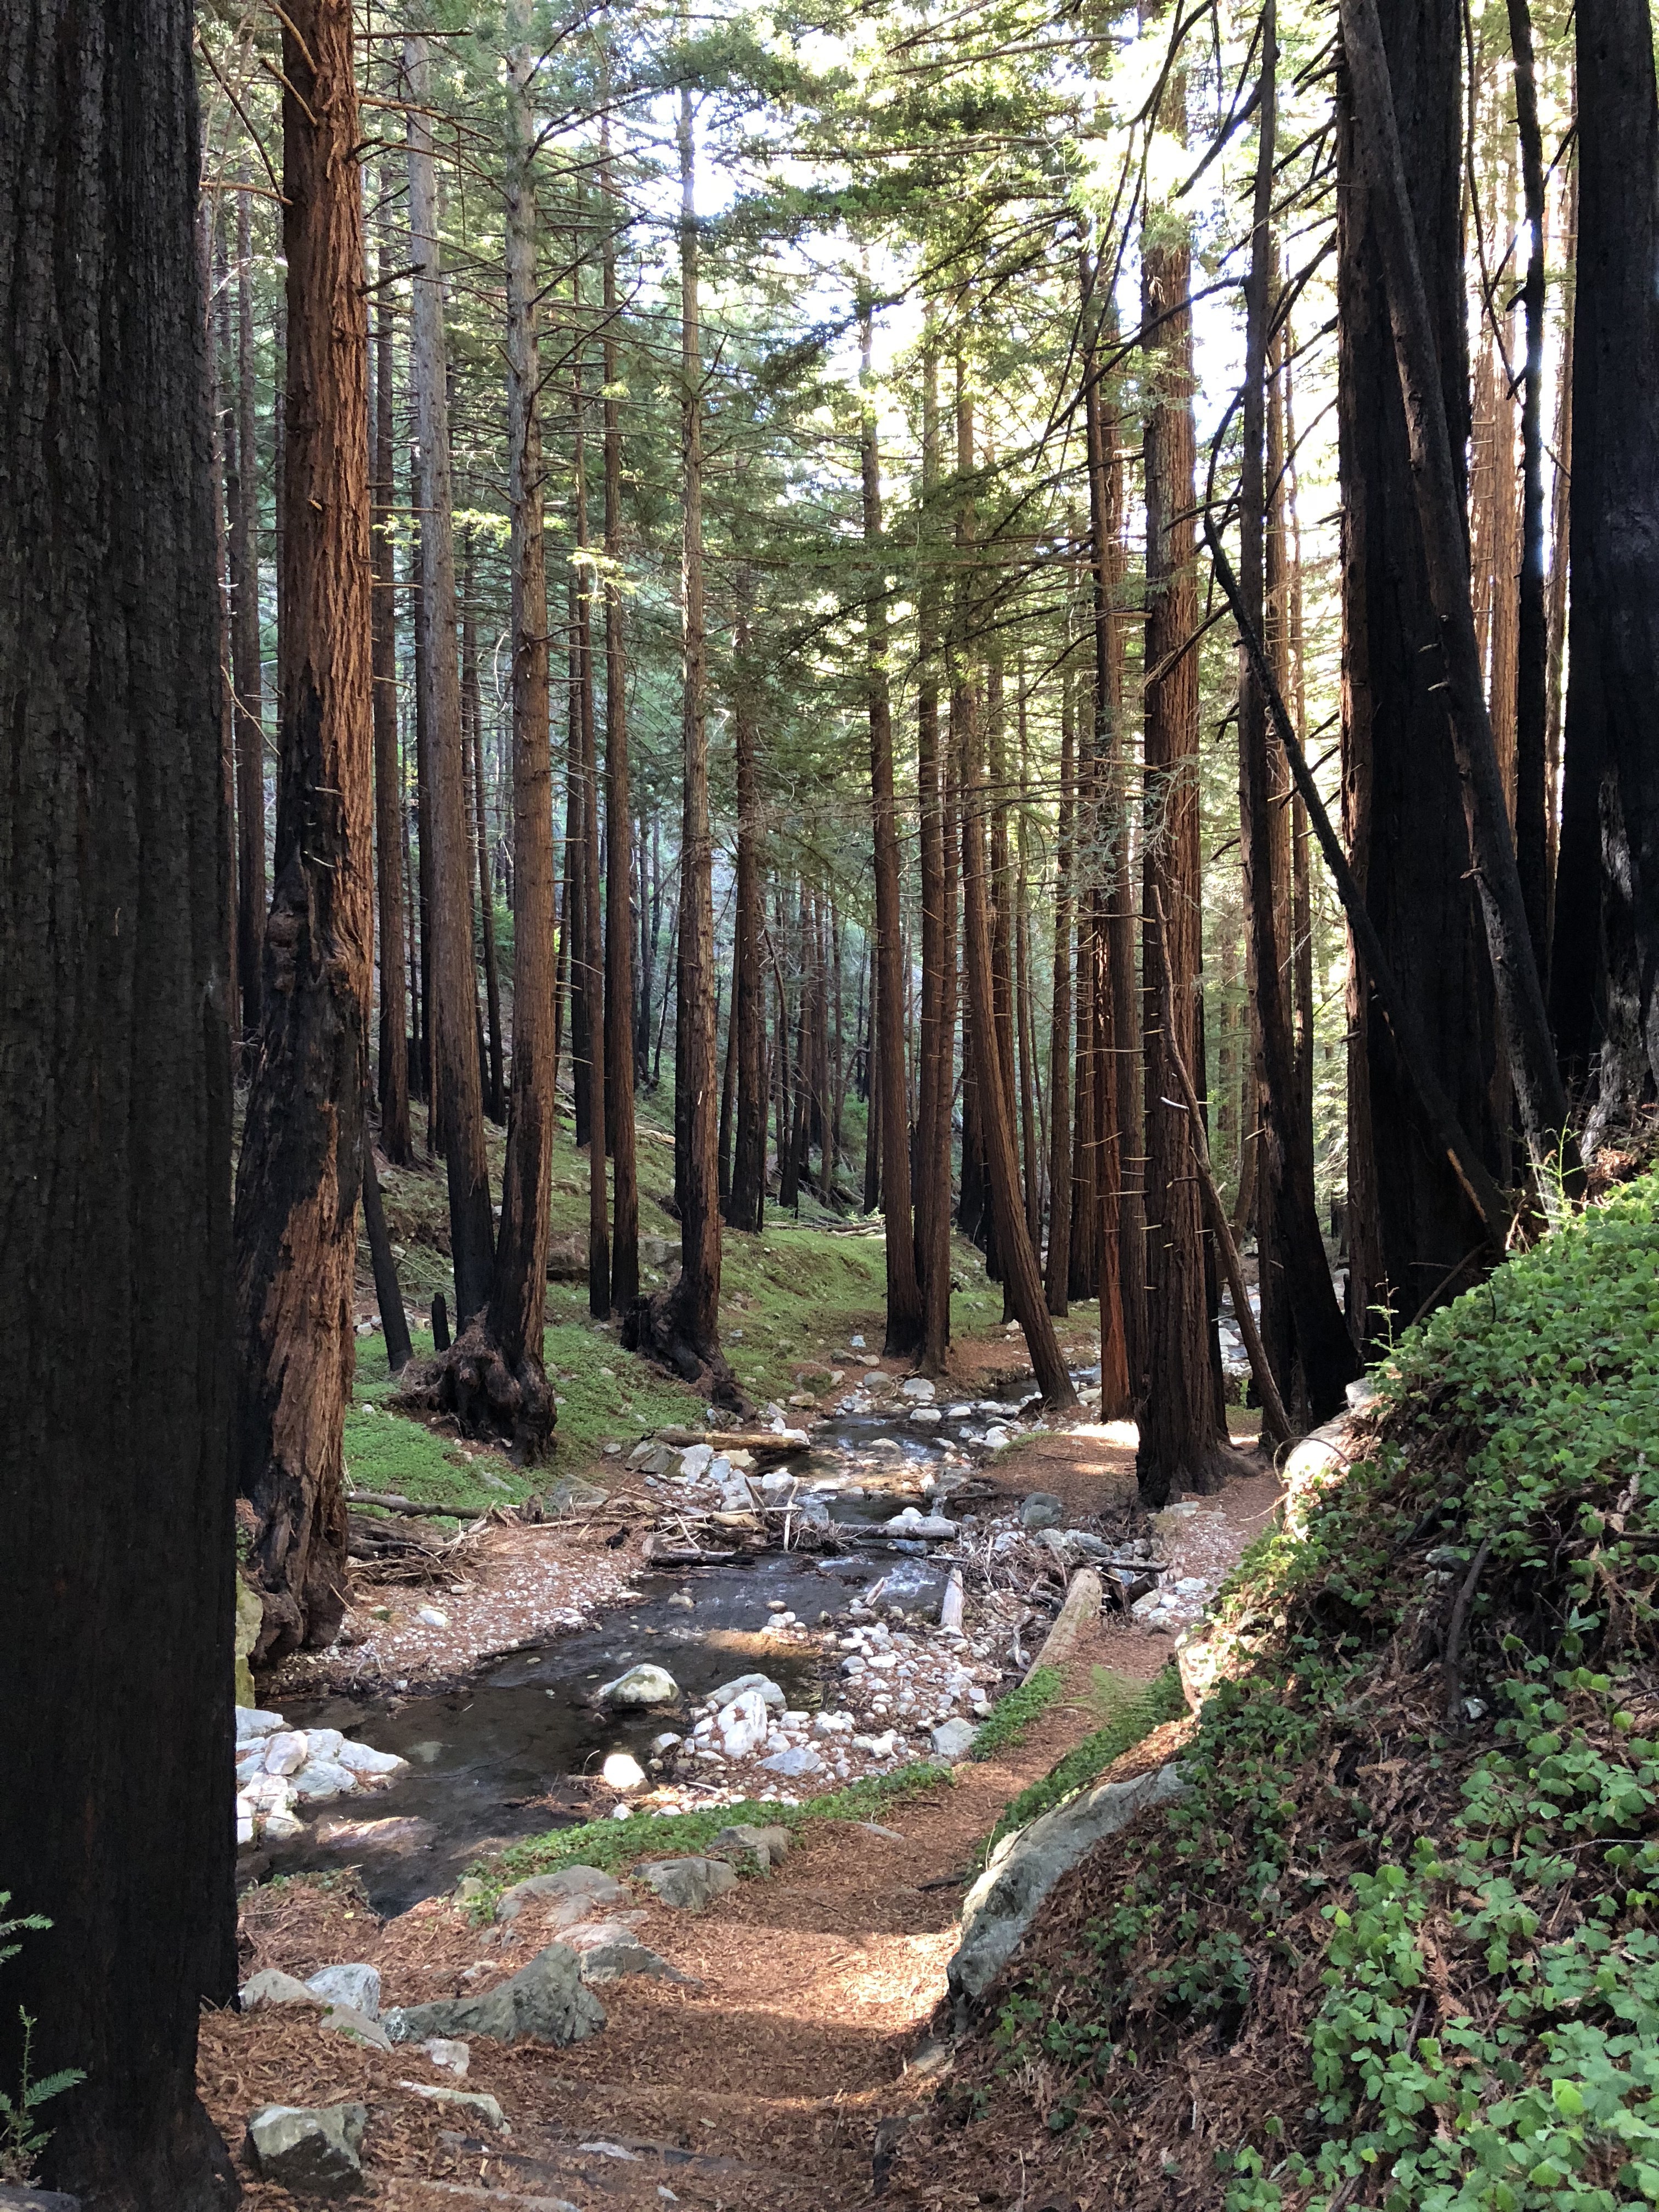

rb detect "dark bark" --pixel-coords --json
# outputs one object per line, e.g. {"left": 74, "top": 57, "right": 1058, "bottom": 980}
{"left": 601, "top": 112, "right": 641, "bottom": 1310}
{"left": 461, "top": 534, "right": 505, "bottom": 1125}
{"left": 410, "top": 447, "right": 435, "bottom": 1116}
{"left": 231, "top": 187, "right": 266, "bottom": 1047}
{"left": 1568, "top": 0, "right": 1659, "bottom": 1126}
{"left": 0, "top": 0, "right": 237, "bottom": 2196}
{"left": 727, "top": 573, "right": 768, "bottom": 1234}
{"left": 573, "top": 357, "right": 611, "bottom": 1319}
{"left": 861, "top": 283, "right": 923, "bottom": 1355}
{"left": 233, "top": 0, "right": 375, "bottom": 1664}
{"left": 407, "top": 35, "right": 494, "bottom": 1313}
{"left": 1340, "top": 0, "right": 1572, "bottom": 1192}
{"left": 915, "top": 331, "right": 955, "bottom": 1369}
{"left": 1045, "top": 670, "right": 1075, "bottom": 1317}
{"left": 1138, "top": 67, "right": 1235, "bottom": 1503}
{"left": 1507, "top": 0, "right": 1550, "bottom": 975}
{"left": 363, "top": 1144, "right": 413, "bottom": 1374}
{"left": 373, "top": 220, "right": 412, "bottom": 1163}
{"left": 1337, "top": 0, "right": 1504, "bottom": 1340}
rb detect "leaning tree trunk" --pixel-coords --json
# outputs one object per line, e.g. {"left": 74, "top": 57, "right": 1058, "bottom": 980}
{"left": 405, "top": 32, "right": 494, "bottom": 1319}
{"left": 625, "top": 84, "right": 741, "bottom": 1407}
{"left": 233, "top": 0, "right": 376, "bottom": 1664}
{"left": 1570, "top": 0, "right": 1659, "bottom": 1127}
{"left": 861, "top": 280, "right": 924, "bottom": 1356}
{"left": 0, "top": 1, "right": 238, "bottom": 2198}
{"left": 1138, "top": 46, "right": 1234, "bottom": 1503}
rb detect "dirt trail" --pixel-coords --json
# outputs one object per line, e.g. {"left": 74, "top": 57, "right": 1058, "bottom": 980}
{"left": 210, "top": 1432, "right": 1279, "bottom": 2211}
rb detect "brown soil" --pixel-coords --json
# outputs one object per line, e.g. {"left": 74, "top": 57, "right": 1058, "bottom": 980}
{"left": 211, "top": 1424, "right": 1278, "bottom": 2211}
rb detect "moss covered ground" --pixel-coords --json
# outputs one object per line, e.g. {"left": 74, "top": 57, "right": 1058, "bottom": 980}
{"left": 952, "top": 1171, "right": 1659, "bottom": 2211}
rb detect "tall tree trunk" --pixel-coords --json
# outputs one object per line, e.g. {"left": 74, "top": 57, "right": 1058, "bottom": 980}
{"left": 573, "top": 350, "right": 611, "bottom": 1318}
{"left": 1508, "top": 0, "right": 1550, "bottom": 974}
{"left": 1340, "top": 0, "right": 1573, "bottom": 1193}
{"left": 476, "top": 2, "right": 559, "bottom": 1459}
{"left": 232, "top": 184, "right": 266, "bottom": 1046}
{"left": 1138, "top": 41, "right": 1232, "bottom": 1501}
{"left": 0, "top": 0, "right": 237, "bottom": 2193}
{"left": 373, "top": 212, "right": 413, "bottom": 1162}
{"left": 410, "top": 445, "right": 436, "bottom": 1118}
{"left": 1045, "top": 664, "right": 1075, "bottom": 1316}
{"left": 406, "top": 32, "right": 494, "bottom": 1317}
{"left": 1239, "top": 3, "right": 1359, "bottom": 1420}
{"left": 1082, "top": 270, "right": 1133, "bottom": 1415}
{"left": 957, "top": 543, "right": 1077, "bottom": 1413}
{"left": 566, "top": 580, "right": 590, "bottom": 1144}
{"left": 1338, "top": 0, "right": 1502, "bottom": 1342}
{"left": 462, "top": 532, "right": 505, "bottom": 1124}
{"left": 727, "top": 571, "right": 768, "bottom": 1233}
{"left": 235, "top": 0, "right": 375, "bottom": 1662}
{"left": 625, "top": 84, "right": 738, "bottom": 1405}
{"left": 915, "top": 328, "right": 954, "bottom": 1370}
{"left": 861, "top": 279, "right": 923, "bottom": 1355}
{"left": 1568, "top": 0, "right": 1659, "bottom": 1128}
{"left": 601, "top": 109, "right": 641, "bottom": 1309}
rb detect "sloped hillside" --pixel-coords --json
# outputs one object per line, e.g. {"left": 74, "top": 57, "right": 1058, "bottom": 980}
{"left": 904, "top": 1174, "right": 1659, "bottom": 2211}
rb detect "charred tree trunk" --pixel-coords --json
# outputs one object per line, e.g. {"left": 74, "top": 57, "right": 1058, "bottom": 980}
{"left": 573, "top": 351, "right": 611, "bottom": 1318}
{"left": 232, "top": 185, "right": 267, "bottom": 1048}
{"left": 1338, "top": 0, "right": 1503, "bottom": 1342}
{"left": 1045, "top": 666, "right": 1075, "bottom": 1316}
{"left": 861, "top": 280, "right": 923, "bottom": 1355}
{"left": 410, "top": 445, "right": 436, "bottom": 1119}
{"left": 1138, "top": 52, "right": 1234, "bottom": 1502}
{"left": 915, "top": 330, "right": 955, "bottom": 1370}
{"left": 373, "top": 213, "right": 413, "bottom": 1163}
{"left": 625, "top": 87, "right": 740, "bottom": 1407}
{"left": 407, "top": 32, "right": 494, "bottom": 1316}
{"left": 235, "top": 0, "right": 375, "bottom": 1664}
{"left": 601, "top": 110, "right": 641, "bottom": 1309}
{"left": 0, "top": 0, "right": 238, "bottom": 2194}
{"left": 1508, "top": 0, "right": 1550, "bottom": 974}
{"left": 462, "top": 533, "right": 505, "bottom": 1125}
{"left": 1568, "top": 0, "right": 1659, "bottom": 1130}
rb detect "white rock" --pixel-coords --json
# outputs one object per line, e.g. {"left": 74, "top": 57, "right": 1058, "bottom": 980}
{"left": 235, "top": 1708, "right": 285, "bottom": 1744}
{"left": 306, "top": 1965, "right": 381, "bottom": 2018}
{"left": 240, "top": 1969, "right": 315, "bottom": 2011}
{"left": 983, "top": 1427, "right": 1012, "bottom": 1450}
{"left": 291, "top": 1760, "right": 358, "bottom": 1801}
{"left": 416, "top": 1606, "right": 450, "bottom": 1628}
{"left": 650, "top": 1731, "right": 684, "bottom": 1754}
{"left": 930, "top": 1717, "right": 978, "bottom": 1762}
{"left": 306, "top": 1728, "right": 346, "bottom": 1762}
{"left": 263, "top": 1808, "right": 304, "bottom": 1841}
{"left": 335, "top": 1739, "right": 407, "bottom": 1778}
{"left": 243, "top": 1772, "right": 296, "bottom": 1812}
{"left": 262, "top": 1730, "right": 309, "bottom": 1776}
{"left": 759, "top": 1746, "right": 823, "bottom": 1778}
{"left": 602, "top": 1751, "right": 647, "bottom": 1791}
{"left": 598, "top": 1663, "right": 680, "bottom": 1707}
{"left": 680, "top": 1444, "right": 714, "bottom": 1477}
{"left": 421, "top": 2038, "right": 470, "bottom": 2077}
{"left": 718, "top": 1690, "right": 770, "bottom": 1760}
{"left": 707, "top": 1672, "right": 786, "bottom": 1711}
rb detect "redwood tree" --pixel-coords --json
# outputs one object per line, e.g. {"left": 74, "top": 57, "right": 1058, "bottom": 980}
{"left": 233, "top": 0, "right": 376, "bottom": 1662}
{"left": 0, "top": 4, "right": 237, "bottom": 2198}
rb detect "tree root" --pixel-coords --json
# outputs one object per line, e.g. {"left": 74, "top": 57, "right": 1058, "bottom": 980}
{"left": 621, "top": 1290, "right": 751, "bottom": 1415}
{"left": 396, "top": 1322, "right": 558, "bottom": 1463}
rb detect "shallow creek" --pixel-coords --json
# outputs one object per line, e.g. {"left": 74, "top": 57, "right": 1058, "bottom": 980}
{"left": 259, "top": 1401, "right": 992, "bottom": 1914}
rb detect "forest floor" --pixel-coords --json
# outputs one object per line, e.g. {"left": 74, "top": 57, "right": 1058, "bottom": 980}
{"left": 216, "top": 1415, "right": 1279, "bottom": 2210}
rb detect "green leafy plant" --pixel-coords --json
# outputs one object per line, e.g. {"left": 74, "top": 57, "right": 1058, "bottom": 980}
{"left": 969, "top": 1667, "right": 1065, "bottom": 1760}
{"left": 0, "top": 1894, "right": 82, "bottom": 2187}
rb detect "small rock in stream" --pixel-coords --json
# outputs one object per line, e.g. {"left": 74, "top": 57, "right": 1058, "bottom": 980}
{"left": 597, "top": 1662, "right": 680, "bottom": 1707}
{"left": 244, "top": 2102, "right": 368, "bottom": 2198}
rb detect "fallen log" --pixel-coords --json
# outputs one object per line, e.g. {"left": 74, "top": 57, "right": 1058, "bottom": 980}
{"left": 653, "top": 1425, "right": 811, "bottom": 1456}
{"left": 1021, "top": 1567, "right": 1103, "bottom": 1685}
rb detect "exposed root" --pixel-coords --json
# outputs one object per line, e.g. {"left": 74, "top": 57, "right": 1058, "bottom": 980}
{"left": 395, "top": 1321, "right": 557, "bottom": 1463}
{"left": 621, "top": 1289, "right": 751, "bottom": 1415}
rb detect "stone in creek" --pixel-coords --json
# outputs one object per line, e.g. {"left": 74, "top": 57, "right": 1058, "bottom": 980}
{"left": 944, "top": 1404, "right": 973, "bottom": 1420}
{"left": 315, "top": 1814, "right": 433, "bottom": 1851}
{"left": 334, "top": 1739, "right": 407, "bottom": 1779}
{"left": 709, "top": 1822, "right": 792, "bottom": 1871}
{"left": 717, "top": 1689, "right": 770, "bottom": 1759}
{"left": 908, "top": 1408, "right": 942, "bottom": 1426}
{"left": 982, "top": 1427, "right": 1012, "bottom": 1450}
{"left": 239, "top": 1968, "right": 317, "bottom": 2012}
{"left": 707, "top": 1671, "right": 786, "bottom": 1712}
{"left": 494, "top": 1866, "right": 625, "bottom": 1924}
{"left": 262, "top": 1730, "right": 309, "bottom": 1775}
{"left": 759, "top": 1746, "right": 823, "bottom": 1778}
{"left": 291, "top": 1760, "right": 359, "bottom": 1802}
{"left": 929, "top": 1717, "right": 979, "bottom": 1763}
{"left": 898, "top": 1376, "right": 936, "bottom": 1401}
{"left": 597, "top": 1663, "right": 680, "bottom": 1707}
{"left": 306, "top": 1965, "right": 381, "bottom": 2018}
{"left": 635, "top": 1856, "right": 740, "bottom": 1912}
{"left": 244, "top": 2102, "right": 368, "bottom": 2198}
{"left": 881, "top": 1509, "right": 958, "bottom": 1539}
{"left": 602, "top": 1751, "right": 646, "bottom": 1791}
{"left": 1019, "top": 1492, "right": 1064, "bottom": 1531}
{"left": 383, "top": 1945, "right": 605, "bottom": 2047}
